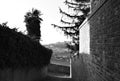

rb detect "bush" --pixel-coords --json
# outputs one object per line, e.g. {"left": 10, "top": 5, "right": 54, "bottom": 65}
{"left": 0, "top": 24, "right": 52, "bottom": 69}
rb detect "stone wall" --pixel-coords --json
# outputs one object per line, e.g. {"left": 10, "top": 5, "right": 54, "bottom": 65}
{"left": 79, "top": 0, "right": 120, "bottom": 81}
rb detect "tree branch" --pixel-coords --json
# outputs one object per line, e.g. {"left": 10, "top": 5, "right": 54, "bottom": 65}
{"left": 59, "top": 8, "right": 79, "bottom": 19}
{"left": 61, "top": 18, "right": 74, "bottom": 25}
{"left": 51, "top": 24, "right": 76, "bottom": 28}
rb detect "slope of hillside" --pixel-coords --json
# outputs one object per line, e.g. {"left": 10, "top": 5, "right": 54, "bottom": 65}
{"left": 45, "top": 42, "right": 70, "bottom": 56}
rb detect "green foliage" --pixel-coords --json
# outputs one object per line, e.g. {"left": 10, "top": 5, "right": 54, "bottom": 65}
{"left": 0, "top": 24, "right": 52, "bottom": 69}
{"left": 24, "top": 8, "right": 43, "bottom": 41}
{"left": 48, "top": 64, "right": 70, "bottom": 76}
{"left": 52, "top": 0, "right": 90, "bottom": 52}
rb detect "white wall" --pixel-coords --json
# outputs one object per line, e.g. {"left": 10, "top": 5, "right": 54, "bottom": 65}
{"left": 79, "top": 20, "right": 90, "bottom": 54}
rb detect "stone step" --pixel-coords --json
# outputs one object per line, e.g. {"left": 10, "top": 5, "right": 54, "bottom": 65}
{"left": 41, "top": 75, "right": 73, "bottom": 81}
{"left": 48, "top": 64, "right": 70, "bottom": 76}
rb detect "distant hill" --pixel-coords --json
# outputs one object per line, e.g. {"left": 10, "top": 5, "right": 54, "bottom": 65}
{"left": 45, "top": 42, "right": 67, "bottom": 48}
{"left": 45, "top": 42, "right": 70, "bottom": 56}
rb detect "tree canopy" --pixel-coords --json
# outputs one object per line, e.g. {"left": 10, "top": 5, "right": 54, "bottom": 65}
{"left": 52, "top": 0, "right": 90, "bottom": 53}
{"left": 24, "top": 8, "right": 43, "bottom": 42}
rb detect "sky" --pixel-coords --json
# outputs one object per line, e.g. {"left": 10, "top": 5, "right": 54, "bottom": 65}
{"left": 0, "top": 0, "right": 71, "bottom": 45}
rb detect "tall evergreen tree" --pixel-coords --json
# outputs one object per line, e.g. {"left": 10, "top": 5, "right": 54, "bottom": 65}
{"left": 24, "top": 8, "right": 43, "bottom": 42}
{"left": 52, "top": 0, "right": 90, "bottom": 53}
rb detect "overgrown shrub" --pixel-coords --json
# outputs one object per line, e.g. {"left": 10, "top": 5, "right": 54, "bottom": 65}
{"left": 0, "top": 24, "right": 52, "bottom": 69}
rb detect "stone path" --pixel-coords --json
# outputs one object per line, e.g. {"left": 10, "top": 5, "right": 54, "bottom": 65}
{"left": 39, "top": 63, "right": 73, "bottom": 81}
{"left": 40, "top": 75, "right": 73, "bottom": 81}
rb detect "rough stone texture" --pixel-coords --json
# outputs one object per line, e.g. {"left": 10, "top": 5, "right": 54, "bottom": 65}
{"left": 78, "top": 0, "right": 120, "bottom": 81}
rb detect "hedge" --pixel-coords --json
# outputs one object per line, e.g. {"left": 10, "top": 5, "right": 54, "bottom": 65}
{"left": 0, "top": 24, "right": 52, "bottom": 69}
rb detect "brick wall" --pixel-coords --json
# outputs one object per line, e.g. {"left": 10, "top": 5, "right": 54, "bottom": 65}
{"left": 78, "top": 0, "right": 120, "bottom": 81}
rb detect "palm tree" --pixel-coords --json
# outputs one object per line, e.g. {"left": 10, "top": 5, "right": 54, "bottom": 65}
{"left": 24, "top": 8, "right": 43, "bottom": 42}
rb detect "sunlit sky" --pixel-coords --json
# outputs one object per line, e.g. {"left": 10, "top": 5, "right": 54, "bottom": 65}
{"left": 0, "top": 0, "right": 71, "bottom": 45}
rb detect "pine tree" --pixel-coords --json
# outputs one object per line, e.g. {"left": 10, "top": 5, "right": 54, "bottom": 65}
{"left": 52, "top": 0, "right": 90, "bottom": 53}
{"left": 24, "top": 8, "right": 43, "bottom": 42}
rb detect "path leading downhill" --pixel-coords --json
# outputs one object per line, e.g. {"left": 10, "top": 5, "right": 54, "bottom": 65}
{"left": 38, "top": 62, "right": 73, "bottom": 81}
{"left": 39, "top": 53, "right": 73, "bottom": 81}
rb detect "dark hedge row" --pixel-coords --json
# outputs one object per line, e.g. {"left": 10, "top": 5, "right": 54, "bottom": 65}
{"left": 0, "top": 24, "right": 52, "bottom": 69}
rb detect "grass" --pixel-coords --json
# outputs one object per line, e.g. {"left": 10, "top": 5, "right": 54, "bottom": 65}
{"left": 48, "top": 64, "right": 70, "bottom": 76}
